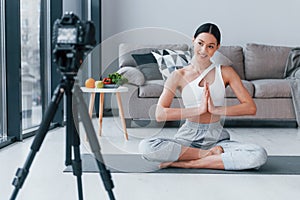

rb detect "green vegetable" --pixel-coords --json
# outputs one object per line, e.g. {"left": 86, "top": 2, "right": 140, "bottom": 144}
{"left": 108, "top": 72, "right": 128, "bottom": 85}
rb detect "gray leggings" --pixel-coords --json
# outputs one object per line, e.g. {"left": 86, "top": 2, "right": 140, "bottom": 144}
{"left": 139, "top": 120, "right": 268, "bottom": 170}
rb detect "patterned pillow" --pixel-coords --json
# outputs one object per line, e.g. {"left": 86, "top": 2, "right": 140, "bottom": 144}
{"left": 151, "top": 49, "right": 192, "bottom": 79}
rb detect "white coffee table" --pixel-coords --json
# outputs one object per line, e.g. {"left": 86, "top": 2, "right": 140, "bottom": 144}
{"left": 81, "top": 86, "right": 129, "bottom": 140}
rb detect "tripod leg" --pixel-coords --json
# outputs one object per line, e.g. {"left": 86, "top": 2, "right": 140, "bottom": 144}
{"left": 73, "top": 85, "right": 116, "bottom": 200}
{"left": 10, "top": 84, "right": 65, "bottom": 200}
{"left": 66, "top": 90, "right": 83, "bottom": 200}
{"left": 65, "top": 87, "right": 74, "bottom": 166}
{"left": 71, "top": 142, "right": 84, "bottom": 200}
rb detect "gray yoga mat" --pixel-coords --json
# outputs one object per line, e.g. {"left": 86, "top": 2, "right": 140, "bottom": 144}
{"left": 64, "top": 153, "right": 300, "bottom": 175}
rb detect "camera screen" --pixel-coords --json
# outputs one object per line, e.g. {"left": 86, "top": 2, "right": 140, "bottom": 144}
{"left": 57, "top": 28, "right": 77, "bottom": 44}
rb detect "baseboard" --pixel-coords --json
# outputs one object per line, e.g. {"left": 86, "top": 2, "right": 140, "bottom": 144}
{"left": 102, "top": 108, "right": 119, "bottom": 117}
{"left": 127, "top": 119, "right": 183, "bottom": 128}
{"left": 223, "top": 118, "right": 298, "bottom": 128}
{"left": 126, "top": 118, "right": 298, "bottom": 128}
{"left": 0, "top": 136, "right": 16, "bottom": 149}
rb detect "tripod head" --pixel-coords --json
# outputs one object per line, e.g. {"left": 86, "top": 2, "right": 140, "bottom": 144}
{"left": 52, "top": 12, "right": 96, "bottom": 75}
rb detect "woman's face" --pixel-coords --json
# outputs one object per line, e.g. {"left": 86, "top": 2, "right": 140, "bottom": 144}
{"left": 193, "top": 32, "right": 219, "bottom": 62}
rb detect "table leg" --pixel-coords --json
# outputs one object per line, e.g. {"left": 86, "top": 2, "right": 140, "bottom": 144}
{"left": 86, "top": 92, "right": 96, "bottom": 141}
{"left": 99, "top": 93, "right": 104, "bottom": 136}
{"left": 88, "top": 92, "right": 96, "bottom": 118}
{"left": 116, "top": 92, "right": 128, "bottom": 140}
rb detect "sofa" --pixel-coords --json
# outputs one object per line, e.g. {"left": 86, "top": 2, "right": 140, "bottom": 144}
{"left": 117, "top": 43, "right": 297, "bottom": 128}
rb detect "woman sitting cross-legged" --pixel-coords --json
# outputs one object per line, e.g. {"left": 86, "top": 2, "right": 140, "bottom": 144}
{"left": 139, "top": 23, "right": 268, "bottom": 170}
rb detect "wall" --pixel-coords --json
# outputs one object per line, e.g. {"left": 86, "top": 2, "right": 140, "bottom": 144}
{"left": 102, "top": 0, "right": 300, "bottom": 47}
{"left": 63, "top": 0, "right": 83, "bottom": 18}
{"left": 100, "top": 0, "right": 300, "bottom": 111}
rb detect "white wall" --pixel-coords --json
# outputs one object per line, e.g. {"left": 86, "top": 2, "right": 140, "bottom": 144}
{"left": 99, "top": 0, "right": 300, "bottom": 110}
{"left": 63, "top": 0, "right": 82, "bottom": 17}
{"left": 102, "top": 0, "right": 300, "bottom": 47}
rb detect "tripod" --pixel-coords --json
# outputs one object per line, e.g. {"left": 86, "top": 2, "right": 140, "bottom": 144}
{"left": 10, "top": 73, "right": 115, "bottom": 200}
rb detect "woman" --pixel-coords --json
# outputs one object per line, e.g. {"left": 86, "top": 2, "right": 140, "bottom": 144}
{"left": 139, "top": 23, "right": 267, "bottom": 170}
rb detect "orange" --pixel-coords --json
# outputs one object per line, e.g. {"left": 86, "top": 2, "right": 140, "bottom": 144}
{"left": 85, "top": 78, "right": 95, "bottom": 88}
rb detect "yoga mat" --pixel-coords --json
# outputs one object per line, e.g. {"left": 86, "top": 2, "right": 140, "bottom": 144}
{"left": 64, "top": 153, "right": 300, "bottom": 175}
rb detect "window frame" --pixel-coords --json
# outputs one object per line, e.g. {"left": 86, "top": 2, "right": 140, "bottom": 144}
{"left": 0, "top": 0, "right": 7, "bottom": 142}
{"left": 5, "top": 0, "right": 22, "bottom": 142}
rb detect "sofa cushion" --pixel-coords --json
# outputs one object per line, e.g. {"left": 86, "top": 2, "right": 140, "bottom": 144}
{"left": 218, "top": 46, "right": 245, "bottom": 80}
{"left": 251, "top": 79, "right": 292, "bottom": 98}
{"left": 117, "top": 66, "right": 145, "bottom": 86}
{"left": 119, "top": 43, "right": 189, "bottom": 67}
{"left": 131, "top": 53, "right": 163, "bottom": 80}
{"left": 152, "top": 49, "right": 191, "bottom": 79}
{"left": 225, "top": 80, "right": 254, "bottom": 98}
{"left": 244, "top": 43, "right": 292, "bottom": 80}
{"left": 139, "top": 80, "right": 165, "bottom": 98}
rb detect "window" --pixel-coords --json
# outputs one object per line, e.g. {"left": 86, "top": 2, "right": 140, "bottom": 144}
{"left": 20, "top": 0, "right": 42, "bottom": 132}
{"left": 0, "top": 0, "right": 63, "bottom": 147}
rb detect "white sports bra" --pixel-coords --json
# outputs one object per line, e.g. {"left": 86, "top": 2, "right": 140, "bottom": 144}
{"left": 181, "top": 64, "right": 225, "bottom": 108}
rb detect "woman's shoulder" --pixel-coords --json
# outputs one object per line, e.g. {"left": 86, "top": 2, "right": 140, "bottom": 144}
{"left": 177, "top": 64, "right": 194, "bottom": 75}
{"left": 168, "top": 65, "right": 188, "bottom": 77}
{"left": 166, "top": 65, "right": 193, "bottom": 85}
{"left": 220, "top": 65, "right": 236, "bottom": 74}
{"left": 220, "top": 65, "right": 241, "bottom": 82}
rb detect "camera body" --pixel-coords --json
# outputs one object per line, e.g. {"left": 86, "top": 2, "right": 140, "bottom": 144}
{"left": 52, "top": 12, "right": 96, "bottom": 74}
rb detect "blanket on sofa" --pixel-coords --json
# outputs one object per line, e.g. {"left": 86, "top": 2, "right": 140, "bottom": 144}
{"left": 284, "top": 47, "right": 300, "bottom": 126}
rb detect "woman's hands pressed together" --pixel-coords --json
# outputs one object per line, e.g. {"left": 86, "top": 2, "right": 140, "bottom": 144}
{"left": 200, "top": 80, "right": 216, "bottom": 115}
{"left": 199, "top": 80, "right": 208, "bottom": 114}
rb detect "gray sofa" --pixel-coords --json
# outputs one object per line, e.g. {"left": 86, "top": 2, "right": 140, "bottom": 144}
{"left": 118, "top": 43, "right": 297, "bottom": 127}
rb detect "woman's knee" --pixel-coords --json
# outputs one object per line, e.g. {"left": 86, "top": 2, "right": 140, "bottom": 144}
{"left": 222, "top": 143, "right": 268, "bottom": 170}
{"left": 138, "top": 138, "right": 181, "bottom": 162}
{"left": 138, "top": 139, "right": 158, "bottom": 161}
{"left": 138, "top": 138, "right": 155, "bottom": 155}
{"left": 248, "top": 145, "right": 268, "bottom": 169}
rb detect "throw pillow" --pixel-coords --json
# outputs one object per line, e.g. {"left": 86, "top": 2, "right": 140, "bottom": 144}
{"left": 117, "top": 66, "right": 145, "bottom": 86}
{"left": 211, "top": 51, "right": 233, "bottom": 66}
{"left": 131, "top": 53, "right": 157, "bottom": 65}
{"left": 137, "top": 63, "right": 163, "bottom": 81}
{"left": 131, "top": 53, "right": 163, "bottom": 80}
{"left": 151, "top": 49, "right": 192, "bottom": 79}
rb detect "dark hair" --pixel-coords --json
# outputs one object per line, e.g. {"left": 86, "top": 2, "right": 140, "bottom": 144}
{"left": 194, "top": 23, "right": 221, "bottom": 45}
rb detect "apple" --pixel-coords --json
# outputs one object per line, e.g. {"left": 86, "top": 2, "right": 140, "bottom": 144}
{"left": 95, "top": 80, "right": 104, "bottom": 88}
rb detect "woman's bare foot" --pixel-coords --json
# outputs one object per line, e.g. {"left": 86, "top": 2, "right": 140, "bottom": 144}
{"left": 159, "top": 161, "right": 173, "bottom": 169}
{"left": 200, "top": 145, "right": 224, "bottom": 158}
{"left": 160, "top": 154, "right": 225, "bottom": 169}
{"left": 210, "top": 145, "right": 224, "bottom": 155}
{"left": 160, "top": 146, "right": 224, "bottom": 169}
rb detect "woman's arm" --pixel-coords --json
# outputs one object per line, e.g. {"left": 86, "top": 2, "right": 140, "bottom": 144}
{"left": 155, "top": 71, "right": 208, "bottom": 122}
{"left": 208, "top": 66, "right": 256, "bottom": 116}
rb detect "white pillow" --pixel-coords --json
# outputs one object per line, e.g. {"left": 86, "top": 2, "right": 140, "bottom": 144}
{"left": 211, "top": 51, "right": 233, "bottom": 66}
{"left": 117, "top": 67, "right": 145, "bottom": 86}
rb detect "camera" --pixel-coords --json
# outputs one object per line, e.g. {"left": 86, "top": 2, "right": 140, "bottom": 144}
{"left": 52, "top": 12, "right": 96, "bottom": 74}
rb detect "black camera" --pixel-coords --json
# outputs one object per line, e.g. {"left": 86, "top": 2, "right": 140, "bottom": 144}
{"left": 52, "top": 12, "right": 96, "bottom": 74}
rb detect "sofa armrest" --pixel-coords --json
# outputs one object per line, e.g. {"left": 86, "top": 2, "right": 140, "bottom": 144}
{"left": 117, "top": 66, "right": 145, "bottom": 86}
